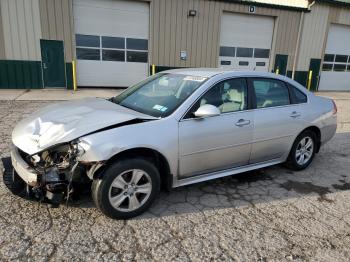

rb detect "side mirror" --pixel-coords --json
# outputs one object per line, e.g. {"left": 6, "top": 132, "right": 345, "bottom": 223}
{"left": 194, "top": 104, "right": 220, "bottom": 118}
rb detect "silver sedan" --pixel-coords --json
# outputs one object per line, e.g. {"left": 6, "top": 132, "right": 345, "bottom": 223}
{"left": 7, "top": 69, "right": 337, "bottom": 219}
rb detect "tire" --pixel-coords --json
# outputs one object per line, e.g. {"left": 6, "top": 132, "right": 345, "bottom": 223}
{"left": 3, "top": 169, "right": 27, "bottom": 197}
{"left": 92, "top": 158, "right": 160, "bottom": 219}
{"left": 285, "top": 130, "right": 317, "bottom": 171}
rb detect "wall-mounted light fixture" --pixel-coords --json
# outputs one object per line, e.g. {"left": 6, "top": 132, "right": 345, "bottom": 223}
{"left": 188, "top": 10, "right": 197, "bottom": 17}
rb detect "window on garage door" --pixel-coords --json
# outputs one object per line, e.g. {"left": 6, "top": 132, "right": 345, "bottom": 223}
{"left": 76, "top": 34, "right": 101, "bottom": 60}
{"left": 76, "top": 34, "right": 148, "bottom": 63}
{"left": 322, "top": 53, "right": 349, "bottom": 72}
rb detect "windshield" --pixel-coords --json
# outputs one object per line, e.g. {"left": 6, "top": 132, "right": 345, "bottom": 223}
{"left": 111, "top": 73, "right": 207, "bottom": 117}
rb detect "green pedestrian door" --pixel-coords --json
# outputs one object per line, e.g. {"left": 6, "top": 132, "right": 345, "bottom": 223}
{"left": 40, "top": 40, "right": 66, "bottom": 88}
{"left": 274, "top": 54, "right": 288, "bottom": 76}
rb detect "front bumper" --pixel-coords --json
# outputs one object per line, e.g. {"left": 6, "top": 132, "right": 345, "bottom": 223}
{"left": 10, "top": 146, "right": 38, "bottom": 186}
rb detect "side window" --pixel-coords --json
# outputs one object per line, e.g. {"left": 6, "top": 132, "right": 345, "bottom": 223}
{"left": 252, "top": 79, "right": 290, "bottom": 108}
{"left": 290, "top": 85, "right": 307, "bottom": 104}
{"left": 186, "top": 78, "right": 248, "bottom": 118}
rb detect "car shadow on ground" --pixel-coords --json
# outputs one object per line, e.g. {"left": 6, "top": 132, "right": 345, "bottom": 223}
{"left": 2, "top": 132, "right": 350, "bottom": 220}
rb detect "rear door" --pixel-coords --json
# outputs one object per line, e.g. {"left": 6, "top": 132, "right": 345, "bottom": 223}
{"left": 178, "top": 78, "right": 254, "bottom": 177}
{"left": 249, "top": 78, "right": 306, "bottom": 163}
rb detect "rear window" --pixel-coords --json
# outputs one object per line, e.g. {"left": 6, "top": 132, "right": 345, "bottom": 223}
{"left": 290, "top": 85, "right": 307, "bottom": 104}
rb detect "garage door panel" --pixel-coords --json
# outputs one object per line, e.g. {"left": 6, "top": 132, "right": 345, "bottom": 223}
{"left": 74, "top": 0, "right": 149, "bottom": 87}
{"left": 77, "top": 60, "right": 148, "bottom": 87}
{"left": 319, "top": 72, "right": 350, "bottom": 91}
{"left": 74, "top": 5, "right": 149, "bottom": 37}
{"left": 220, "top": 13, "right": 274, "bottom": 47}
{"left": 325, "top": 24, "right": 350, "bottom": 54}
{"left": 319, "top": 24, "right": 350, "bottom": 91}
{"left": 219, "top": 12, "right": 274, "bottom": 71}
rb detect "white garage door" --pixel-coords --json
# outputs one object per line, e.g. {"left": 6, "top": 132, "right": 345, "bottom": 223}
{"left": 73, "top": 0, "right": 149, "bottom": 87}
{"left": 319, "top": 24, "right": 350, "bottom": 91}
{"left": 218, "top": 13, "right": 274, "bottom": 71}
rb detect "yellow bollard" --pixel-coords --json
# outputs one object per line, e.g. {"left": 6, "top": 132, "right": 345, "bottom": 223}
{"left": 307, "top": 70, "right": 313, "bottom": 91}
{"left": 276, "top": 68, "right": 279, "bottom": 75}
{"left": 72, "top": 60, "right": 77, "bottom": 92}
{"left": 151, "top": 64, "right": 156, "bottom": 75}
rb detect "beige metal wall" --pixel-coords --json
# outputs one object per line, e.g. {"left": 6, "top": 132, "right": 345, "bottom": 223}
{"left": 0, "top": 2, "right": 5, "bottom": 59}
{"left": 0, "top": 0, "right": 42, "bottom": 60}
{"left": 296, "top": 2, "right": 350, "bottom": 71}
{"left": 245, "top": 0, "right": 308, "bottom": 9}
{"left": 150, "top": 0, "right": 302, "bottom": 71}
{"left": 38, "top": 0, "right": 74, "bottom": 62}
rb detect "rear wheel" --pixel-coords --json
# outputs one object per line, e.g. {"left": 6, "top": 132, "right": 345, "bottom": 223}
{"left": 92, "top": 158, "right": 160, "bottom": 219}
{"left": 286, "top": 130, "right": 316, "bottom": 170}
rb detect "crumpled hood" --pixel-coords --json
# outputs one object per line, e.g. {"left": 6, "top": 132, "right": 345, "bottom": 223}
{"left": 12, "top": 97, "right": 156, "bottom": 154}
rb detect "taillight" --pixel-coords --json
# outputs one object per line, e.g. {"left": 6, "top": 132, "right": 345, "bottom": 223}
{"left": 332, "top": 100, "right": 337, "bottom": 115}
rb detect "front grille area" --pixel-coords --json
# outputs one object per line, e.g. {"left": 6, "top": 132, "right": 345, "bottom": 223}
{"left": 17, "top": 147, "right": 32, "bottom": 166}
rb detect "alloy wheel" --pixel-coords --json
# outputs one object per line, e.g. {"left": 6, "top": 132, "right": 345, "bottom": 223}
{"left": 295, "top": 136, "right": 314, "bottom": 165}
{"left": 108, "top": 169, "right": 152, "bottom": 212}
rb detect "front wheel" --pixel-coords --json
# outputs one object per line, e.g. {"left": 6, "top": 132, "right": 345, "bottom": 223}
{"left": 286, "top": 130, "right": 316, "bottom": 171}
{"left": 92, "top": 158, "right": 160, "bottom": 219}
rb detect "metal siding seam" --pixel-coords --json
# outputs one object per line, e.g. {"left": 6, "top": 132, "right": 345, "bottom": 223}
{"left": 47, "top": 0, "right": 57, "bottom": 39}
{"left": 62, "top": 0, "right": 71, "bottom": 61}
{"left": 206, "top": 0, "right": 214, "bottom": 66}
{"left": 159, "top": 0, "right": 165, "bottom": 65}
{"left": 0, "top": 1, "right": 6, "bottom": 59}
{"left": 194, "top": 0, "right": 203, "bottom": 67}
{"left": 201, "top": 0, "right": 210, "bottom": 67}
{"left": 15, "top": 0, "right": 23, "bottom": 59}
{"left": 180, "top": 0, "right": 187, "bottom": 67}
{"left": 281, "top": 10, "right": 289, "bottom": 55}
{"left": 2, "top": 1, "right": 12, "bottom": 59}
{"left": 70, "top": 0, "right": 75, "bottom": 61}
{"left": 169, "top": 0, "right": 176, "bottom": 66}
{"left": 32, "top": 0, "right": 42, "bottom": 60}
{"left": 193, "top": 0, "right": 201, "bottom": 66}
{"left": 190, "top": 0, "right": 198, "bottom": 66}
{"left": 164, "top": 0, "right": 172, "bottom": 65}
{"left": 175, "top": 0, "right": 183, "bottom": 67}
{"left": 185, "top": 0, "right": 194, "bottom": 67}
{"left": 24, "top": 0, "right": 35, "bottom": 60}
{"left": 269, "top": 15, "right": 278, "bottom": 71}
{"left": 211, "top": 1, "right": 221, "bottom": 67}
{"left": 292, "top": 11, "right": 303, "bottom": 77}
{"left": 54, "top": 0, "right": 64, "bottom": 40}
{"left": 148, "top": 0, "right": 153, "bottom": 67}
{"left": 9, "top": 0, "right": 20, "bottom": 59}
{"left": 39, "top": 0, "right": 49, "bottom": 39}
{"left": 171, "top": 0, "right": 179, "bottom": 66}
{"left": 180, "top": 0, "right": 188, "bottom": 67}
{"left": 154, "top": 0, "right": 160, "bottom": 64}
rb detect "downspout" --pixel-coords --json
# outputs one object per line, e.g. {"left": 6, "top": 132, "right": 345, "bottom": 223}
{"left": 292, "top": 1, "right": 315, "bottom": 79}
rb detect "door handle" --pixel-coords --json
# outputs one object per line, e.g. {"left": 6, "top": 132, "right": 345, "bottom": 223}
{"left": 290, "top": 111, "right": 301, "bottom": 118}
{"left": 43, "top": 62, "right": 47, "bottom": 69}
{"left": 235, "top": 119, "right": 250, "bottom": 127}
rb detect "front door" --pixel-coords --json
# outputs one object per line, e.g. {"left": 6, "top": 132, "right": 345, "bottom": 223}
{"left": 40, "top": 40, "right": 66, "bottom": 88}
{"left": 249, "top": 78, "right": 304, "bottom": 163}
{"left": 178, "top": 78, "right": 254, "bottom": 177}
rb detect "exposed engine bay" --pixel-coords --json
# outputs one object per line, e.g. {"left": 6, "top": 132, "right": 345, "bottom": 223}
{"left": 15, "top": 142, "right": 103, "bottom": 207}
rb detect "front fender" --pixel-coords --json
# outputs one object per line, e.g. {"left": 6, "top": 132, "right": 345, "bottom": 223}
{"left": 76, "top": 119, "right": 179, "bottom": 175}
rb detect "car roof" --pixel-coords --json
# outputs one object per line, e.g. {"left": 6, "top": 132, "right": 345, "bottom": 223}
{"left": 163, "top": 68, "right": 286, "bottom": 80}
{"left": 161, "top": 68, "right": 311, "bottom": 95}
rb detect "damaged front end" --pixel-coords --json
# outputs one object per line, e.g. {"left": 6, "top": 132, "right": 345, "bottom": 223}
{"left": 8, "top": 141, "right": 104, "bottom": 207}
